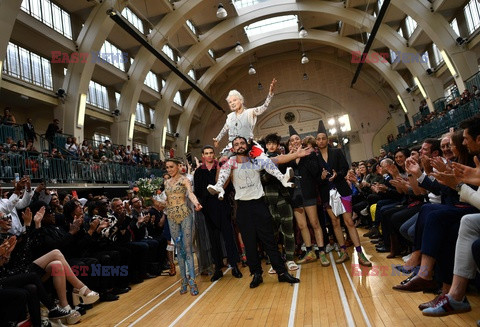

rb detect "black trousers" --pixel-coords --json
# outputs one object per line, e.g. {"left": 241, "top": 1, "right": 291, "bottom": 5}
{"left": 236, "top": 198, "right": 286, "bottom": 275}
{"left": 204, "top": 197, "right": 239, "bottom": 270}
{"left": 0, "top": 288, "right": 28, "bottom": 326}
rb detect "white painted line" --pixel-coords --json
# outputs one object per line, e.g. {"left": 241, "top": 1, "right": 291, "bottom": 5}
{"left": 287, "top": 265, "right": 302, "bottom": 327}
{"left": 114, "top": 279, "right": 181, "bottom": 327}
{"left": 128, "top": 285, "right": 179, "bottom": 326}
{"left": 329, "top": 252, "right": 355, "bottom": 327}
{"left": 168, "top": 268, "right": 231, "bottom": 327}
{"left": 342, "top": 261, "right": 372, "bottom": 327}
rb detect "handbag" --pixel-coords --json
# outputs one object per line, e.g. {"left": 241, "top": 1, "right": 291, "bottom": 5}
{"left": 329, "top": 188, "right": 346, "bottom": 216}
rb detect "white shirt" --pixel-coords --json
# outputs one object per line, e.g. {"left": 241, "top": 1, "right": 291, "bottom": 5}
{"left": 0, "top": 190, "right": 34, "bottom": 236}
{"left": 231, "top": 154, "right": 274, "bottom": 201}
{"left": 216, "top": 94, "right": 273, "bottom": 142}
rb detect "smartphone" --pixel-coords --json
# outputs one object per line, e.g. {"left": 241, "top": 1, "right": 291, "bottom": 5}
{"left": 14, "top": 173, "right": 20, "bottom": 182}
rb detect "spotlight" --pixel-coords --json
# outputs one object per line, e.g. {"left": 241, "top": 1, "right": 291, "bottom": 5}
{"left": 235, "top": 42, "right": 244, "bottom": 53}
{"left": 406, "top": 87, "right": 412, "bottom": 93}
{"left": 257, "top": 82, "right": 263, "bottom": 90}
{"left": 301, "top": 53, "right": 309, "bottom": 64}
{"left": 216, "top": 3, "right": 227, "bottom": 19}
{"left": 303, "top": 73, "right": 308, "bottom": 80}
{"left": 456, "top": 37, "right": 466, "bottom": 46}
{"left": 426, "top": 68, "right": 433, "bottom": 75}
{"left": 149, "top": 123, "right": 155, "bottom": 130}
{"left": 56, "top": 88, "right": 66, "bottom": 98}
{"left": 299, "top": 26, "right": 308, "bottom": 38}
{"left": 113, "top": 109, "right": 120, "bottom": 116}
{"left": 174, "top": 132, "right": 180, "bottom": 138}
{"left": 248, "top": 64, "right": 256, "bottom": 75}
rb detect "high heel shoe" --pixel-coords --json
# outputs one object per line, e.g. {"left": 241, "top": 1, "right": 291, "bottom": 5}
{"left": 72, "top": 285, "right": 99, "bottom": 306}
{"left": 188, "top": 278, "right": 199, "bottom": 296}
{"left": 180, "top": 279, "right": 188, "bottom": 295}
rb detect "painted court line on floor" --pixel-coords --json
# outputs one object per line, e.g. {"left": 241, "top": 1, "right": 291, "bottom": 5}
{"left": 114, "top": 279, "right": 181, "bottom": 327}
{"left": 287, "top": 265, "right": 302, "bottom": 327}
{"left": 329, "top": 252, "right": 355, "bottom": 327}
{"left": 167, "top": 268, "right": 232, "bottom": 327}
{"left": 342, "top": 261, "right": 372, "bottom": 327}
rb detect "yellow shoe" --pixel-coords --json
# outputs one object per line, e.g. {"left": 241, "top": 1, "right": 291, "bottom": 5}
{"left": 335, "top": 251, "right": 350, "bottom": 264}
{"left": 296, "top": 250, "right": 317, "bottom": 264}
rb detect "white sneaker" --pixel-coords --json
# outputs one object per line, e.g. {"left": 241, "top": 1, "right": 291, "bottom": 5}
{"left": 60, "top": 305, "right": 81, "bottom": 325}
{"left": 281, "top": 167, "right": 294, "bottom": 188}
{"left": 286, "top": 261, "right": 299, "bottom": 271}
{"left": 268, "top": 266, "right": 276, "bottom": 274}
{"left": 325, "top": 244, "right": 334, "bottom": 253}
{"left": 207, "top": 184, "right": 225, "bottom": 200}
{"left": 402, "top": 253, "right": 412, "bottom": 263}
{"left": 300, "top": 243, "right": 306, "bottom": 252}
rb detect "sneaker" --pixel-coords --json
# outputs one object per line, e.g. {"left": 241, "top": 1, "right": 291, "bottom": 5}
{"left": 360, "top": 207, "right": 369, "bottom": 216}
{"left": 296, "top": 250, "right": 317, "bottom": 264}
{"left": 281, "top": 167, "right": 294, "bottom": 188}
{"left": 286, "top": 261, "right": 299, "bottom": 271}
{"left": 319, "top": 252, "right": 330, "bottom": 267}
{"left": 59, "top": 305, "right": 81, "bottom": 324}
{"left": 358, "top": 252, "right": 372, "bottom": 267}
{"left": 335, "top": 251, "right": 350, "bottom": 264}
{"left": 268, "top": 266, "right": 276, "bottom": 274}
{"left": 363, "top": 226, "right": 379, "bottom": 238}
{"left": 422, "top": 294, "right": 471, "bottom": 317}
{"left": 48, "top": 305, "right": 73, "bottom": 319}
{"left": 325, "top": 244, "right": 334, "bottom": 253}
{"left": 402, "top": 253, "right": 412, "bottom": 263}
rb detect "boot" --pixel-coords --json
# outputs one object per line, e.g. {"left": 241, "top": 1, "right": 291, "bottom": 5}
{"left": 264, "top": 162, "right": 294, "bottom": 188}
{"left": 167, "top": 246, "right": 176, "bottom": 276}
{"left": 207, "top": 160, "right": 232, "bottom": 200}
{"left": 387, "top": 234, "right": 400, "bottom": 259}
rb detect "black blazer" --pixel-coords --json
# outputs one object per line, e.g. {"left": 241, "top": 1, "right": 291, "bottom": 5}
{"left": 317, "top": 148, "right": 352, "bottom": 200}
{"left": 286, "top": 152, "right": 320, "bottom": 206}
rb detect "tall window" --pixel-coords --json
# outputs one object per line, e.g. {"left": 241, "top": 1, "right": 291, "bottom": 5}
{"left": 186, "top": 20, "right": 197, "bottom": 35}
{"left": 162, "top": 44, "right": 176, "bottom": 62}
{"left": 135, "top": 103, "right": 146, "bottom": 124}
{"left": 3, "top": 42, "right": 53, "bottom": 90}
{"left": 432, "top": 43, "right": 444, "bottom": 66}
{"left": 173, "top": 91, "right": 182, "bottom": 106}
{"left": 188, "top": 69, "right": 196, "bottom": 81}
{"left": 423, "top": 51, "right": 431, "bottom": 69}
{"left": 244, "top": 15, "right": 297, "bottom": 37}
{"left": 100, "top": 40, "right": 126, "bottom": 71}
{"left": 121, "top": 7, "right": 144, "bottom": 34}
{"left": 444, "top": 83, "right": 459, "bottom": 102}
{"left": 93, "top": 133, "right": 110, "bottom": 147}
{"left": 451, "top": 18, "right": 460, "bottom": 36}
{"left": 397, "top": 27, "right": 404, "bottom": 38}
{"left": 405, "top": 16, "right": 418, "bottom": 38}
{"left": 134, "top": 143, "right": 149, "bottom": 154}
{"left": 465, "top": 0, "right": 480, "bottom": 33}
{"left": 115, "top": 92, "right": 121, "bottom": 106}
{"left": 144, "top": 71, "right": 159, "bottom": 91}
{"left": 161, "top": 79, "right": 166, "bottom": 89}
{"left": 87, "top": 81, "right": 109, "bottom": 110}
{"left": 390, "top": 49, "right": 398, "bottom": 63}
{"left": 21, "top": 0, "right": 72, "bottom": 39}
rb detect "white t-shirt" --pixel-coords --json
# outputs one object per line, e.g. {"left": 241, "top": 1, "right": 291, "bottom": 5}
{"left": 231, "top": 154, "right": 274, "bottom": 201}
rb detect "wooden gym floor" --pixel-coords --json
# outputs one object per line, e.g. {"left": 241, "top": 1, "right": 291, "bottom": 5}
{"left": 76, "top": 228, "right": 480, "bottom": 326}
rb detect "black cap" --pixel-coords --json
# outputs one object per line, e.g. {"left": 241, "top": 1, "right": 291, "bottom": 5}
{"left": 317, "top": 120, "right": 328, "bottom": 136}
{"left": 288, "top": 125, "right": 299, "bottom": 137}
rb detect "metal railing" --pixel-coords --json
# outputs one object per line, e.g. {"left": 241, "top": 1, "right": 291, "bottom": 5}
{"left": 0, "top": 124, "right": 25, "bottom": 144}
{"left": 0, "top": 151, "right": 164, "bottom": 184}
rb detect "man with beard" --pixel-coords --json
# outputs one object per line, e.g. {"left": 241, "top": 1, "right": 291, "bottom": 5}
{"left": 194, "top": 145, "right": 242, "bottom": 281}
{"left": 228, "top": 136, "right": 305, "bottom": 288}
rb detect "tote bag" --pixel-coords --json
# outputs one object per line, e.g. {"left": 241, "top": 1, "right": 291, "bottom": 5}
{"left": 329, "top": 188, "right": 346, "bottom": 216}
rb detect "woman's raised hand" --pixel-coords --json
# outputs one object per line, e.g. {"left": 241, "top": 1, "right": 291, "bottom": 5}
{"left": 269, "top": 78, "right": 277, "bottom": 95}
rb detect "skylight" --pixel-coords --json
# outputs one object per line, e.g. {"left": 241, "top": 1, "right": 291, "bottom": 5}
{"left": 233, "top": 0, "right": 266, "bottom": 10}
{"left": 244, "top": 15, "right": 297, "bottom": 37}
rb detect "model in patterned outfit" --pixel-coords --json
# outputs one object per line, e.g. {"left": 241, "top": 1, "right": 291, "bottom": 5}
{"left": 160, "top": 158, "right": 203, "bottom": 295}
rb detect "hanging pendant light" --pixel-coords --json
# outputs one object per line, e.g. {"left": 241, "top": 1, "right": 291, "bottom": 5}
{"left": 301, "top": 53, "right": 309, "bottom": 64}
{"left": 299, "top": 26, "right": 308, "bottom": 38}
{"left": 216, "top": 3, "right": 227, "bottom": 19}
{"left": 248, "top": 64, "right": 256, "bottom": 75}
{"left": 235, "top": 41, "right": 244, "bottom": 53}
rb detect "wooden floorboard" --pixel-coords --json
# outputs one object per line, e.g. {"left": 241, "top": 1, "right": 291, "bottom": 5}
{"left": 75, "top": 227, "right": 480, "bottom": 326}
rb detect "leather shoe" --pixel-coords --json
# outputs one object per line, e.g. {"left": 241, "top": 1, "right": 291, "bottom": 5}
{"left": 112, "top": 287, "right": 130, "bottom": 295}
{"left": 376, "top": 246, "right": 390, "bottom": 253}
{"left": 418, "top": 292, "right": 445, "bottom": 310}
{"left": 400, "top": 272, "right": 416, "bottom": 285}
{"left": 250, "top": 273, "right": 263, "bottom": 288}
{"left": 394, "top": 265, "right": 418, "bottom": 275}
{"left": 231, "top": 265, "right": 243, "bottom": 278}
{"left": 210, "top": 270, "right": 223, "bottom": 282}
{"left": 278, "top": 272, "right": 300, "bottom": 284}
{"left": 392, "top": 275, "right": 437, "bottom": 292}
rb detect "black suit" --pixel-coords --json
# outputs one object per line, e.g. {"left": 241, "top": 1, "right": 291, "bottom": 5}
{"left": 23, "top": 123, "right": 36, "bottom": 141}
{"left": 194, "top": 161, "right": 239, "bottom": 270}
{"left": 317, "top": 147, "right": 352, "bottom": 204}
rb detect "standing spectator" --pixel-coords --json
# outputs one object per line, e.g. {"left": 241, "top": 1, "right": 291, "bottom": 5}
{"left": 23, "top": 118, "right": 37, "bottom": 142}
{"left": 1, "top": 107, "right": 16, "bottom": 125}
{"left": 45, "top": 119, "right": 62, "bottom": 151}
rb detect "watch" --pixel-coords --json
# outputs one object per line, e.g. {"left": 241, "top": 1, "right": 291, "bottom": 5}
{"left": 455, "top": 182, "right": 465, "bottom": 192}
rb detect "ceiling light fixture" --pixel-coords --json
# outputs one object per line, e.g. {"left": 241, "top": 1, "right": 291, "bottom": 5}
{"left": 248, "top": 64, "right": 256, "bottom": 75}
{"left": 235, "top": 41, "right": 244, "bottom": 54}
{"left": 216, "top": 3, "right": 227, "bottom": 19}
{"left": 303, "top": 73, "right": 309, "bottom": 80}
{"left": 301, "top": 53, "right": 309, "bottom": 64}
{"left": 299, "top": 26, "right": 308, "bottom": 38}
